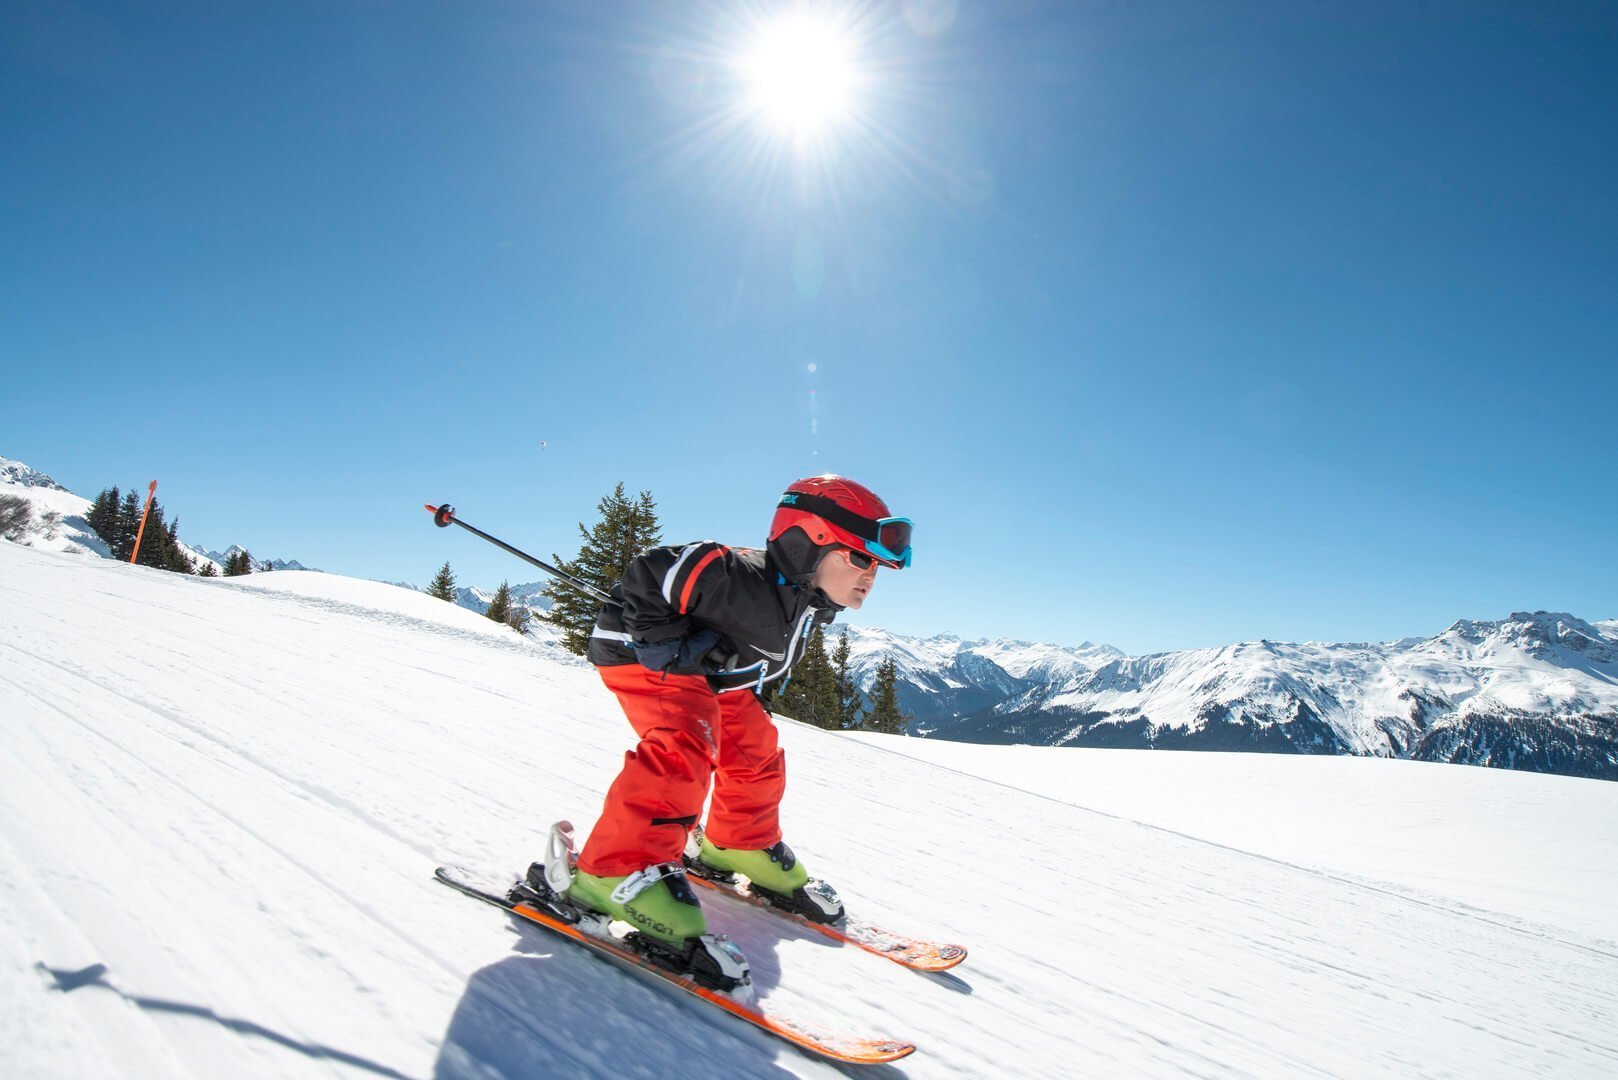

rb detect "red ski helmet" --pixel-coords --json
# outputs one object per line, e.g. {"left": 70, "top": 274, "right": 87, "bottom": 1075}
{"left": 767, "top": 474, "right": 912, "bottom": 583}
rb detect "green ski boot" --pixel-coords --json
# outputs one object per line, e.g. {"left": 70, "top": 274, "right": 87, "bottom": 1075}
{"left": 566, "top": 863, "right": 708, "bottom": 948}
{"left": 693, "top": 833, "right": 846, "bottom": 924}
{"left": 697, "top": 837, "right": 810, "bottom": 894}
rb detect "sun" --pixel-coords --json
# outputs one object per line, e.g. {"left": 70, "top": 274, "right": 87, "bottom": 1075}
{"left": 736, "top": 12, "right": 861, "bottom": 142}
{"left": 634, "top": 3, "right": 921, "bottom": 202}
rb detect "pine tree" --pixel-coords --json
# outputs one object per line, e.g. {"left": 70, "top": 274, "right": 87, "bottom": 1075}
{"left": 775, "top": 625, "right": 842, "bottom": 729}
{"left": 428, "top": 561, "right": 457, "bottom": 601}
{"left": 224, "top": 549, "right": 255, "bottom": 576}
{"left": 486, "top": 580, "right": 512, "bottom": 625}
{"left": 809, "top": 627, "right": 842, "bottom": 729}
{"left": 832, "top": 629, "right": 863, "bottom": 729}
{"left": 540, "top": 483, "right": 663, "bottom": 655}
{"left": 161, "top": 515, "right": 196, "bottom": 574}
{"left": 87, "top": 487, "right": 120, "bottom": 548}
{"left": 774, "top": 636, "right": 815, "bottom": 724}
{"left": 114, "top": 490, "right": 143, "bottom": 561}
{"left": 629, "top": 489, "right": 661, "bottom": 558}
{"left": 134, "top": 500, "right": 168, "bottom": 569}
{"left": 196, "top": 561, "right": 219, "bottom": 577}
{"left": 86, "top": 486, "right": 193, "bottom": 573}
{"left": 861, "top": 655, "right": 910, "bottom": 735}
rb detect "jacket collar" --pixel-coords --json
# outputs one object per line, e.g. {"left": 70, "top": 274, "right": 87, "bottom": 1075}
{"left": 766, "top": 550, "right": 844, "bottom": 614}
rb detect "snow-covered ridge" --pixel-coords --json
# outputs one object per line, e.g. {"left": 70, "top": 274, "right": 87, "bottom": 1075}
{"left": 1043, "top": 610, "right": 1618, "bottom": 730}
{"left": 944, "top": 612, "right": 1618, "bottom": 779}
{"left": 0, "top": 455, "right": 105, "bottom": 557}
{"left": 0, "top": 456, "right": 72, "bottom": 491}
{"left": 832, "top": 625, "right": 1124, "bottom": 723}
{"left": 830, "top": 614, "right": 1618, "bottom": 779}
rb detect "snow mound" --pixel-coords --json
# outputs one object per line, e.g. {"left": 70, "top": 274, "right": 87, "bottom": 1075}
{"left": 0, "top": 455, "right": 104, "bottom": 557}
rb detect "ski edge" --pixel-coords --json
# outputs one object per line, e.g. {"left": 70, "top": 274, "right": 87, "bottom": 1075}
{"left": 686, "top": 872, "right": 969, "bottom": 972}
{"left": 434, "top": 866, "right": 916, "bottom": 1066}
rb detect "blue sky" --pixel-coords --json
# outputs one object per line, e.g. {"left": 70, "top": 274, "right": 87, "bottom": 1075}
{"left": 4, "top": 1, "right": 1615, "bottom": 655}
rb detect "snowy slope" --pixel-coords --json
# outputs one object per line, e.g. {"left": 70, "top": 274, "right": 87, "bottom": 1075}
{"left": 3, "top": 542, "right": 1616, "bottom": 1078}
{"left": 0, "top": 456, "right": 106, "bottom": 557}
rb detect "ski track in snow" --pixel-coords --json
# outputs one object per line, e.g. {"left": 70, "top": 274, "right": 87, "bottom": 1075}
{"left": 3, "top": 542, "right": 1617, "bottom": 1078}
{"left": 834, "top": 731, "right": 1618, "bottom": 964}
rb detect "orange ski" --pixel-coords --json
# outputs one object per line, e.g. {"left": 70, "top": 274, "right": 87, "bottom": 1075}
{"left": 435, "top": 866, "right": 915, "bottom": 1066}
{"left": 684, "top": 871, "right": 968, "bottom": 972}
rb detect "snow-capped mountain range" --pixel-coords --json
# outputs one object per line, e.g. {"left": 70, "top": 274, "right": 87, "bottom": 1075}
{"left": 836, "top": 627, "right": 1126, "bottom": 724}
{"left": 6, "top": 454, "right": 1614, "bottom": 781}
{"left": 836, "top": 615, "right": 1618, "bottom": 781}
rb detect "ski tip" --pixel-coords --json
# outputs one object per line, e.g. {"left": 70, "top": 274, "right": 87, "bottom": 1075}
{"left": 921, "top": 945, "right": 968, "bottom": 971}
{"left": 849, "top": 1040, "right": 916, "bottom": 1065}
{"left": 768, "top": 1026, "right": 917, "bottom": 1065}
{"left": 762, "top": 1006, "right": 918, "bottom": 1063}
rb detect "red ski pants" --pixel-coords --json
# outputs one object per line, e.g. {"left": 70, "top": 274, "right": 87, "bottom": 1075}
{"left": 577, "top": 664, "right": 787, "bottom": 876}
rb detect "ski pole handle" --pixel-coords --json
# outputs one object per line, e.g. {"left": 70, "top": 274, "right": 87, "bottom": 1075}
{"left": 424, "top": 503, "right": 613, "bottom": 605}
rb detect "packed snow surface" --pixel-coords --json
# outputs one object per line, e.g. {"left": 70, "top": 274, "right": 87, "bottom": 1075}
{"left": 3, "top": 541, "right": 1616, "bottom": 1078}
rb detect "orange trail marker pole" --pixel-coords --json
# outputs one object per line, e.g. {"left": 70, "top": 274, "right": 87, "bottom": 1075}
{"left": 130, "top": 480, "right": 157, "bottom": 564}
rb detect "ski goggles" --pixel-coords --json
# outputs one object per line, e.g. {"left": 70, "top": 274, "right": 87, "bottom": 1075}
{"left": 781, "top": 492, "right": 913, "bottom": 569}
{"left": 847, "top": 519, "right": 912, "bottom": 569}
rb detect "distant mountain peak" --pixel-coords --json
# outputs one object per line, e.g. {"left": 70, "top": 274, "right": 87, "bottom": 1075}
{"left": 1435, "top": 610, "right": 1615, "bottom": 662}
{"left": 898, "top": 610, "right": 1618, "bottom": 782}
{"left": 0, "top": 456, "right": 70, "bottom": 493}
{"left": 195, "top": 544, "right": 316, "bottom": 573}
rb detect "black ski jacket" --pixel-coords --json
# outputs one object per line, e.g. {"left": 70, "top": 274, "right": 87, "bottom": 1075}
{"left": 587, "top": 542, "right": 839, "bottom": 695}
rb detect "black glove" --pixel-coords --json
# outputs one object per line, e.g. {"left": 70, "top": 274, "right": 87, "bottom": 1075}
{"left": 633, "top": 627, "right": 722, "bottom": 675}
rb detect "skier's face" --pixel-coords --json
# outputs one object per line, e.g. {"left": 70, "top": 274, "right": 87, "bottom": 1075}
{"left": 812, "top": 547, "right": 879, "bottom": 609}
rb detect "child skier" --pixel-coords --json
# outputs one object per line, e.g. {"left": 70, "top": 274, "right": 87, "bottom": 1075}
{"left": 566, "top": 474, "right": 912, "bottom": 970}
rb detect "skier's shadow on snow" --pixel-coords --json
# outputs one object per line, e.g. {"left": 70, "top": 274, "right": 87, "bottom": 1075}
{"left": 36, "top": 962, "right": 415, "bottom": 1079}
{"left": 434, "top": 918, "right": 816, "bottom": 1080}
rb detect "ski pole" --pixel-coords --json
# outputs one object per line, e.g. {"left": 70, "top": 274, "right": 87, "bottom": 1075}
{"left": 424, "top": 503, "right": 612, "bottom": 605}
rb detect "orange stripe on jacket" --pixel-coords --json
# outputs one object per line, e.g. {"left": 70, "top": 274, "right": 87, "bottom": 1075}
{"left": 678, "top": 547, "right": 728, "bottom": 614}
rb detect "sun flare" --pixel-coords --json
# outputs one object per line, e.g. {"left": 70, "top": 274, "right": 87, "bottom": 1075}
{"left": 738, "top": 13, "right": 861, "bottom": 141}
{"left": 637, "top": 3, "right": 922, "bottom": 202}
